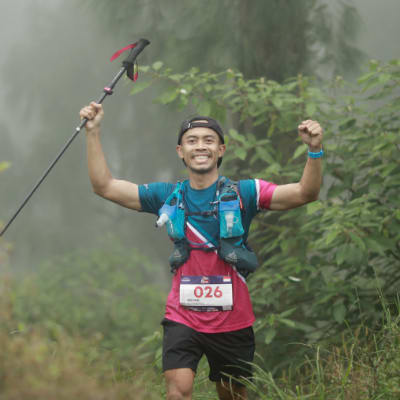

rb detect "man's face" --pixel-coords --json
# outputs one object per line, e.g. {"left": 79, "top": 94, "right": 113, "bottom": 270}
{"left": 176, "top": 127, "right": 226, "bottom": 175}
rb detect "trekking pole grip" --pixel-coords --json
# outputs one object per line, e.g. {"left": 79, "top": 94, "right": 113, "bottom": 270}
{"left": 123, "top": 38, "right": 150, "bottom": 66}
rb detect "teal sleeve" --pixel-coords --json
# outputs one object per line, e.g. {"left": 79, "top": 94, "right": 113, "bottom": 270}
{"left": 138, "top": 182, "right": 174, "bottom": 215}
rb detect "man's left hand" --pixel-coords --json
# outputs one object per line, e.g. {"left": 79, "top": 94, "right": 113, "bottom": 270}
{"left": 298, "top": 120, "right": 323, "bottom": 151}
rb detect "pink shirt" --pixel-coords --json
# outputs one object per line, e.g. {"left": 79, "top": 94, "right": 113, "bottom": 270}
{"left": 164, "top": 179, "right": 277, "bottom": 333}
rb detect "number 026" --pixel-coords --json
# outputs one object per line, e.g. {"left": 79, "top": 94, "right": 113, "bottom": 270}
{"left": 194, "top": 286, "right": 222, "bottom": 298}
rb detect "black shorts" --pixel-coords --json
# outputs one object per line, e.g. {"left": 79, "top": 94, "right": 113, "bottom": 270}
{"left": 161, "top": 319, "right": 255, "bottom": 385}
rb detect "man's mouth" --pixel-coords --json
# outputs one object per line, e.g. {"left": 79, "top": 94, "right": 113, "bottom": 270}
{"left": 192, "top": 155, "right": 210, "bottom": 162}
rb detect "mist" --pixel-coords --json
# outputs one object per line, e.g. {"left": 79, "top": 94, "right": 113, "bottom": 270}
{"left": 0, "top": 1, "right": 183, "bottom": 272}
{"left": 1, "top": 0, "right": 399, "bottom": 273}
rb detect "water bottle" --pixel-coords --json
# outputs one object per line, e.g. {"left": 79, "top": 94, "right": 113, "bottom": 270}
{"left": 224, "top": 211, "right": 234, "bottom": 236}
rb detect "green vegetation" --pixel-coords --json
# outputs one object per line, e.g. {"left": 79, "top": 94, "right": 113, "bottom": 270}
{"left": 0, "top": 238, "right": 166, "bottom": 399}
{"left": 139, "top": 57, "right": 400, "bottom": 371}
{"left": 1, "top": 277, "right": 159, "bottom": 399}
{"left": 245, "top": 303, "right": 400, "bottom": 399}
{"left": 2, "top": 275, "right": 400, "bottom": 398}
{"left": 10, "top": 237, "right": 167, "bottom": 366}
{"left": 1, "top": 59, "right": 400, "bottom": 397}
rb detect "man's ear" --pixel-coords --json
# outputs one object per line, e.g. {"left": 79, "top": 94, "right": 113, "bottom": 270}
{"left": 218, "top": 143, "right": 226, "bottom": 158}
{"left": 176, "top": 145, "right": 184, "bottom": 160}
{"left": 176, "top": 145, "right": 187, "bottom": 166}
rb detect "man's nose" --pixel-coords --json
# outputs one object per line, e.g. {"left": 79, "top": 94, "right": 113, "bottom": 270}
{"left": 195, "top": 140, "right": 207, "bottom": 149}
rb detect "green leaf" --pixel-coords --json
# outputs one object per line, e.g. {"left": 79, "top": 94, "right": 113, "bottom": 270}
{"left": 346, "top": 244, "right": 364, "bottom": 264}
{"left": 325, "top": 229, "right": 339, "bottom": 245}
{"left": 361, "top": 77, "right": 380, "bottom": 92}
{"left": 333, "top": 303, "right": 346, "bottom": 324}
{"left": 264, "top": 327, "right": 277, "bottom": 344}
{"left": 357, "top": 71, "right": 376, "bottom": 84}
{"left": 234, "top": 147, "right": 247, "bottom": 160}
{"left": 279, "top": 307, "right": 297, "bottom": 318}
{"left": 272, "top": 98, "right": 283, "bottom": 108}
{"left": 367, "top": 234, "right": 396, "bottom": 252}
{"left": 293, "top": 321, "right": 314, "bottom": 332}
{"left": 152, "top": 61, "right": 163, "bottom": 71}
{"left": 130, "top": 80, "right": 152, "bottom": 95}
{"left": 307, "top": 201, "right": 323, "bottom": 215}
{"left": 306, "top": 102, "right": 317, "bottom": 117}
{"left": 365, "top": 236, "right": 389, "bottom": 255}
{"left": 280, "top": 318, "right": 296, "bottom": 328}
{"left": 255, "top": 146, "right": 275, "bottom": 165}
{"left": 169, "top": 74, "right": 183, "bottom": 82}
{"left": 378, "top": 73, "right": 391, "bottom": 84}
{"left": 338, "top": 118, "right": 356, "bottom": 130}
{"left": 348, "top": 231, "right": 366, "bottom": 251}
{"left": 293, "top": 144, "right": 307, "bottom": 160}
{"left": 229, "top": 129, "right": 242, "bottom": 141}
{"left": 156, "top": 89, "right": 179, "bottom": 104}
{"left": 336, "top": 244, "right": 349, "bottom": 266}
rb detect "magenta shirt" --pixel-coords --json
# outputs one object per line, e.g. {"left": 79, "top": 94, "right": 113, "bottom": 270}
{"left": 164, "top": 179, "right": 277, "bottom": 333}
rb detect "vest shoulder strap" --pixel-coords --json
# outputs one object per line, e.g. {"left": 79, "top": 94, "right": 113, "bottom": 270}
{"left": 218, "top": 177, "right": 244, "bottom": 212}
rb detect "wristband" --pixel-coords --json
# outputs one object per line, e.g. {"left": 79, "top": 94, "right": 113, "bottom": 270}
{"left": 308, "top": 148, "right": 324, "bottom": 159}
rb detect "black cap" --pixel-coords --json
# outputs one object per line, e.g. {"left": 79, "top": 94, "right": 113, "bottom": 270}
{"left": 177, "top": 116, "right": 224, "bottom": 145}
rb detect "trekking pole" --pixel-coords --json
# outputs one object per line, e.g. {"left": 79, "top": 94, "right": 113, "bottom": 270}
{"left": 0, "top": 38, "right": 150, "bottom": 237}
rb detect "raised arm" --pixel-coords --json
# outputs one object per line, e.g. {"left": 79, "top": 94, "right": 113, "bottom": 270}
{"left": 79, "top": 102, "right": 142, "bottom": 211}
{"left": 269, "top": 120, "right": 323, "bottom": 211}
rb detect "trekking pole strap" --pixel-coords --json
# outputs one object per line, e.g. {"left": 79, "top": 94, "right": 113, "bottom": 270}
{"left": 111, "top": 38, "right": 150, "bottom": 81}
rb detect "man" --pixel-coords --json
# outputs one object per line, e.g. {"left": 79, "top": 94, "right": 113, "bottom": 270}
{"left": 79, "top": 102, "right": 323, "bottom": 400}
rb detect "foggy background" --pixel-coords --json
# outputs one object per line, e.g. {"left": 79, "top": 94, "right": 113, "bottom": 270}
{"left": 1, "top": 0, "right": 399, "bottom": 273}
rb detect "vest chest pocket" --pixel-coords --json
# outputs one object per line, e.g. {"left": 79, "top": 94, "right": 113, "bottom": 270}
{"left": 219, "top": 196, "right": 245, "bottom": 239}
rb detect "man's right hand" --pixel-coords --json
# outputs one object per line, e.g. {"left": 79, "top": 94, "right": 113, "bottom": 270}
{"left": 79, "top": 102, "right": 104, "bottom": 131}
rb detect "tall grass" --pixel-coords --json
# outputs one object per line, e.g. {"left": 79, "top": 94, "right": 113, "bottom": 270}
{"left": 2, "top": 271, "right": 400, "bottom": 399}
{"left": 242, "top": 304, "right": 400, "bottom": 399}
{"left": 0, "top": 274, "right": 161, "bottom": 399}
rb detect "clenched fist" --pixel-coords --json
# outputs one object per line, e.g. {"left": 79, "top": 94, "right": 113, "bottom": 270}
{"left": 79, "top": 102, "right": 104, "bottom": 132}
{"left": 298, "top": 120, "right": 323, "bottom": 151}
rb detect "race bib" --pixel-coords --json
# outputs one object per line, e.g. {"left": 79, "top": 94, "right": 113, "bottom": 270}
{"left": 180, "top": 275, "right": 233, "bottom": 311}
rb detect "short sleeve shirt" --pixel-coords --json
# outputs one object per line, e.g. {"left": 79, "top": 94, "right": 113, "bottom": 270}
{"left": 139, "top": 177, "right": 276, "bottom": 333}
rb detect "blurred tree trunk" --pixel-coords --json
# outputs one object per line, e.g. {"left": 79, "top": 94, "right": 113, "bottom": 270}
{"left": 89, "top": 0, "right": 364, "bottom": 81}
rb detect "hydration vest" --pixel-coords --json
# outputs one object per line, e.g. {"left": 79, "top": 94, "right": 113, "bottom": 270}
{"left": 156, "top": 177, "right": 259, "bottom": 277}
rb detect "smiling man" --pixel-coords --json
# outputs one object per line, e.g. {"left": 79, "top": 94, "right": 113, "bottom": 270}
{"left": 79, "top": 105, "right": 323, "bottom": 400}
